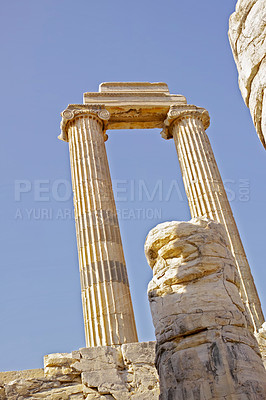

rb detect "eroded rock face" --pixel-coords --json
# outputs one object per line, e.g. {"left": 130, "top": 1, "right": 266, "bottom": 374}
{"left": 75, "top": 342, "right": 159, "bottom": 399}
{"left": 255, "top": 322, "right": 266, "bottom": 369}
{"left": 229, "top": 0, "right": 266, "bottom": 149}
{"left": 1, "top": 342, "right": 159, "bottom": 399}
{"left": 2, "top": 353, "right": 83, "bottom": 400}
{"left": 145, "top": 218, "right": 266, "bottom": 399}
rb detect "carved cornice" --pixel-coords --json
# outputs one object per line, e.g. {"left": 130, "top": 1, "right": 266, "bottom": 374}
{"left": 59, "top": 105, "right": 110, "bottom": 142}
{"left": 161, "top": 105, "right": 210, "bottom": 140}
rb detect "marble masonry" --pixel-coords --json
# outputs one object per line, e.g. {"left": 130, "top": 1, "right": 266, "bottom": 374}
{"left": 0, "top": 342, "right": 159, "bottom": 399}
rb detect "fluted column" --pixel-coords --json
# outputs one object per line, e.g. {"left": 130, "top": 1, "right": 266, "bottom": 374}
{"left": 162, "top": 105, "right": 264, "bottom": 331}
{"left": 60, "top": 106, "right": 138, "bottom": 347}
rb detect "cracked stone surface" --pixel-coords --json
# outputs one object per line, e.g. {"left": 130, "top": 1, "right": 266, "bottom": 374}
{"left": 255, "top": 322, "right": 266, "bottom": 369}
{"left": 0, "top": 343, "right": 159, "bottom": 399}
{"left": 145, "top": 217, "right": 266, "bottom": 399}
{"left": 229, "top": 0, "right": 266, "bottom": 149}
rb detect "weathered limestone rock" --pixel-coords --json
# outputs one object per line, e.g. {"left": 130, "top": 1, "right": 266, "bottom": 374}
{"left": 0, "top": 370, "right": 44, "bottom": 386}
{"left": 1, "top": 343, "right": 159, "bottom": 399}
{"left": 255, "top": 322, "right": 266, "bottom": 368}
{"left": 2, "top": 354, "right": 83, "bottom": 400}
{"left": 4, "top": 380, "right": 84, "bottom": 400}
{"left": 145, "top": 217, "right": 266, "bottom": 399}
{"left": 44, "top": 352, "right": 81, "bottom": 381}
{"left": 0, "top": 370, "right": 44, "bottom": 400}
{"left": 74, "top": 342, "right": 159, "bottom": 399}
{"left": 229, "top": 0, "right": 266, "bottom": 148}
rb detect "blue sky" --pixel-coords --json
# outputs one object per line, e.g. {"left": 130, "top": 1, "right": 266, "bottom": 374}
{"left": 1, "top": 0, "right": 265, "bottom": 371}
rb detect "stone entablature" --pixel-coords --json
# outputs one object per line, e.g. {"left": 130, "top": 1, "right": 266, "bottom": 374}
{"left": 59, "top": 82, "right": 187, "bottom": 141}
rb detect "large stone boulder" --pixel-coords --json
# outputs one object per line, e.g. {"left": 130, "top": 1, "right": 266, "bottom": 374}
{"left": 145, "top": 217, "right": 266, "bottom": 399}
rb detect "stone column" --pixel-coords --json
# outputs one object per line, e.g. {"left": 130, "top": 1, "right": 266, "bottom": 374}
{"left": 60, "top": 106, "right": 138, "bottom": 347}
{"left": 162, "top": 105, "right": 264, "bottom": 331}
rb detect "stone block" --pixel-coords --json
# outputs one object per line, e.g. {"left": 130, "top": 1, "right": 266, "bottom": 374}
{"left": 121, "top": 341, "right": 156, "bottom": 365}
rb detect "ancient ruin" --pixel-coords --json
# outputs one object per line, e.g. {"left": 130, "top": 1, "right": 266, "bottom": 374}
{"left": 59, "top": 82, "right": 264, "bottom": 337}
{"left": 1, "top": 82, "right": 265, "bottom": 399}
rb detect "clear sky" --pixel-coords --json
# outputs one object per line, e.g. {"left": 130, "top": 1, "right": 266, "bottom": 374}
{"left": 1, "top": 0, "right": 265, "bottom": 371}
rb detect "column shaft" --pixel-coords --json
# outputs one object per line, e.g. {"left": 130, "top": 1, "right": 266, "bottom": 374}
{"left": 67, "top": 113, "right": 138, "bottom": 346}
{"left": 172, "top": 115, "right": 264, "bottom": 330}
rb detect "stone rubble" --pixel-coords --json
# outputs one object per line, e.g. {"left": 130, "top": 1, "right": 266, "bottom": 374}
{"left": 145, "top": 217, "right": 266, "bottom": 399}
{"left": 1, "top": 353, "right": 83, "bottom": 400}
{"left": 0, "top": 342, "right": 159, "bottom": 399}
{"left": 229, "top": 0, "right": 266, "bottom": 148}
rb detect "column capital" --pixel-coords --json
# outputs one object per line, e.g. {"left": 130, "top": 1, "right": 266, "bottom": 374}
{"left": 59, "top": 105, "right": 110, "bottom": 142}
{"left": 161, "top": 105, "right": 210, "bottom": 140}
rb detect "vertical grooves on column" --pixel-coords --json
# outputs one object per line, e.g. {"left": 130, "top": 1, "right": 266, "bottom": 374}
{"left": 183, "top": 118, "right": 249, "bottom": 306}
{"left": 180, "top": 121, "right": 209, "bottom": 217}
{"left": 172, "top": 116, "right": 264, "bottom": 330}
{"left": 68, "top": 113, "right": 138, "bottom": 346}
{"left": 72, "top": 121, "right": 101, "bottom": 345}
{"left": 186, "top": 118, "right": 224, "bottom": 222}
{"left": 191, "top": 119, "right": 230, "bottom": 222}
{"left": 187, "top": 119, "right": 217, "bottom": 219}
{"left": 194, "top": 118, "right": 263, "bottom": 327}
{"left": 70, "top": 124, "right": 93, "bottom": 345}
{"left": 72, "top": 119, "right": 106, "bottom": 345}
{"left": 185, "top": 118, "right": 249, "bottom": 303}
{"left": 79, "top": 117, "right": 110, "bottom": 345}
{"left": 83, "top": 116, "right": 117, "bottom": 345}
{"left": 175, "top": 125, "right": 201, "bottom": 217}
{"left": 95, "top": 134, "right": 133, "bottom": 328}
